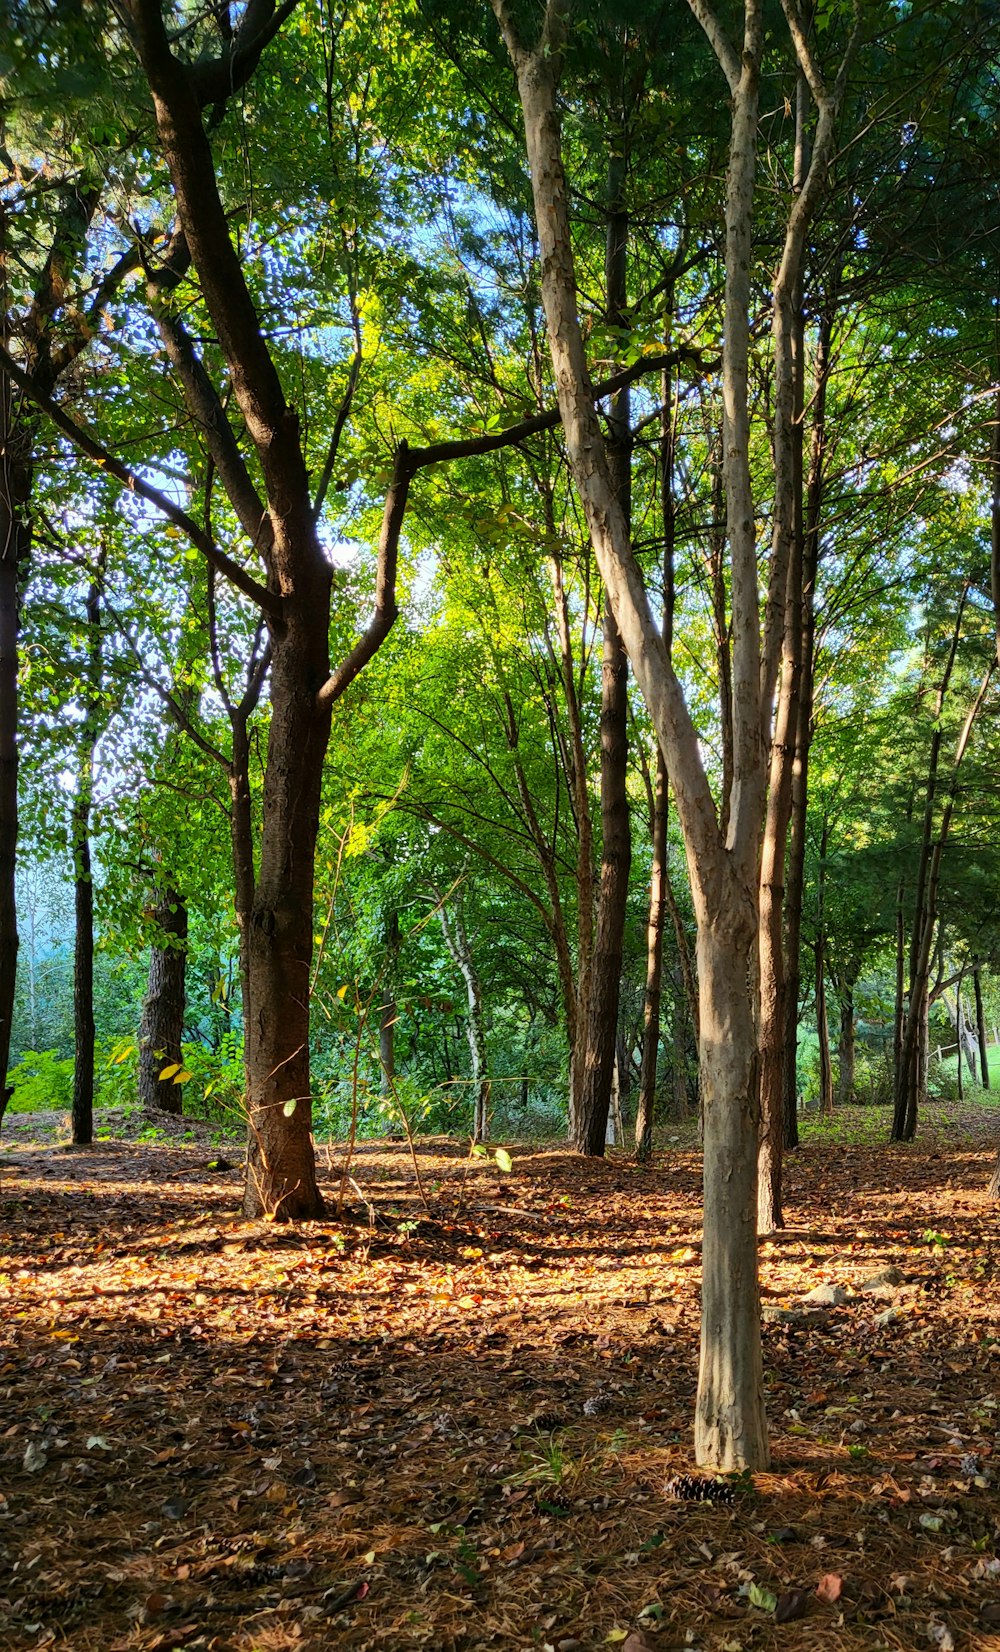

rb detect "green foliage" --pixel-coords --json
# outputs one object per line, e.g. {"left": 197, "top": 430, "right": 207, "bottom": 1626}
{"left": 6, "top": 1049, "right": 74, "bottom": 1113}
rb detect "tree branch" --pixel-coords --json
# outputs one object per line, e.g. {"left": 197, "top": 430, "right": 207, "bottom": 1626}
{"left": 315, "top": 345, "right": 710, "bottom": 712}
{"left": 686, "top": 0, "right": 742, "bottom": 94}
{"left": 0, "top": 340, "right": 280, "bottom": 615}
{"left": 188, "top": 0, "right": 303, "bottom": 107}
{"left": 144, "top": 226, "right": 273, "bottom": 555}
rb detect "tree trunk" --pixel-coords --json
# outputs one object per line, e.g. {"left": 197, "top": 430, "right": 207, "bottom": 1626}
{"left": 0, "top": 383, "right": 26, "bottom": 1108}
{"left": 637, "top": 335, "right": 678, "bottom": 1161}
{"left": 757, "top": 67, "right": 810, "bottom": 1235}
{"left": 672, "top": 952, "right": 689, "bottom": 1120}
{"left": 636, "top": 754, "right": 667, "bottom": 1159}
{"left": 138, "top": 889, "right": 188, "bottom": 1114}
{"left": 696, "top": 912, "right": 769, "bottom": 1472}
{"left": 892, "top": 597, "right": 988, "bottom": 1143}
{"left": 0, "top": 185, "right": 101, "bottom": 1113}
{"left": 781, "top": 300, "right": 833, "bottom": 1153}
{"left": 243, "top": 624, "right": 332, "bottom": 1218}
{"left": 490, "top": 0, "right": 844, "bottom": 1470}
{"left": 815, "top": 951, "right": 834, "bottom": 1116}
{"left": 837, "top": 977, "right": 856, "bottom": 1104}
{"left": 974, "top": 963, "right": 990, "bottom": 1088}
{"left": 126, "top": 7, "right": 354, "bottom": 1219}
{"left": 573, "top": 152, "right": 632, "bottom": 1157}
{"left": 71, "top": 572, "right": 103, "bottom": 1146}
{"left": 544, "top": 531, "right": 593, "bottom": 1126}
{"left": 893, "top": 875, "right": 906, "bottom": 1095}
{"left": 378, "top": 906, "right": 399, "bottom": 1098}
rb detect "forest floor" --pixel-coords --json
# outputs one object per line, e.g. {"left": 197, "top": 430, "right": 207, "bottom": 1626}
{"left": 2, "top": 1102, "right": 1000, "bottom": 1652}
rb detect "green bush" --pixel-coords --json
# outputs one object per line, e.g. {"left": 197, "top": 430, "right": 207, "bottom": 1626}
{"left": 852, "top": 1049, "right": 894, "bottom": 1107}
{"left": 6, "top": 1049, "right": 74, "bottom": 1112}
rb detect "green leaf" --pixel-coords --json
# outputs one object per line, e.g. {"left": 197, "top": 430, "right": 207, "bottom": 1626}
{"left": 494, "top": 1148, "right": 513, "bottom": 1173}
{"left": 282, "top": 1099, "right": 298, "bottom": 1117}
{"left": 749, "top": 1582, "right": 778, "bottom": 1613}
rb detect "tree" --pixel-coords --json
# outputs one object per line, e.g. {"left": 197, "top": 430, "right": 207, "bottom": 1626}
{"left": 488, "top": 0, "right": 859, "bottom": 1469}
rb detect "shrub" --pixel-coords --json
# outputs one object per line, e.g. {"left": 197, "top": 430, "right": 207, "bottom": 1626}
{"left": 6, "top": 1049, "right": 74, "bottom": 1112}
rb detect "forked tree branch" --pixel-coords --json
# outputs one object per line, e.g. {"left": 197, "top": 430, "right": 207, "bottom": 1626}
{"left": 315, "top": 345, "right": 712, "bottom": 711}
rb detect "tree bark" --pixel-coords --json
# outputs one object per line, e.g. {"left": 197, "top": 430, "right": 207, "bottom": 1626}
{"left": 71, "top": 572, "right": 103, "bottom": 1145}
{"left": 637, "top": 339, "right": 678, "bottom": 1160}
{"left": 836, "top": 976, "right": 856, "bottom": 1104}
{"left": 573, "top": 151, "right": 632, "bottom": 1157}
{"left": 138, "top": 889, "right": 188, "bottom": 1114}
{"left": 127, "top": 1, "right": 340, "bottom": 1217}
{"left": 696, "top": 913, "right": 769, "bottom": 1472}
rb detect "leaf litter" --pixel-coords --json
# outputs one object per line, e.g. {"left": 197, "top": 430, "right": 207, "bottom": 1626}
{"left": 1, "top": 1102, "right": 1000, "bottom": 1650}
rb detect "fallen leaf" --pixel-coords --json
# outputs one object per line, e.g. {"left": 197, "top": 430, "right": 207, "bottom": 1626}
{"left": 816, "top": 1573, "right": 843, "bottom": 1604}
{"left": 22, "top": 1440, "right": 47, "bottom": 1473}
{"left": 749, "top": 1581, "right": 778, "bottom": 1612}
{"left": 775, "top": 1587, "right": 811, "bottom": 1623}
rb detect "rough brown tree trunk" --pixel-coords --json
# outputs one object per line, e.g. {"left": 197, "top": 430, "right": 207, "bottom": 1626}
{"left": 696, "top": 910, "right": 769, "bottom": 1470}
{"left": 71, "top": 572, "right": 103, "bottom": 1146}
{"left": 138, "top": 890, "right": 188, "bottom": 1115}
{"left": 574, "top": 151, "right": 632, "bottom": 1157}
{"left": 243, "top": 623, "right": 333, "bottom": 1218}
{"left": 126, "top": 3, "right": 342, "bottom": 1217}
{"left": 836, "top": 977, "right": 856, "bottom": 1104}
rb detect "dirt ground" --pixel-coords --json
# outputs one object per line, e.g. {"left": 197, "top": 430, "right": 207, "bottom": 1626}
{"left": 1, "top": 1103, "right": 999, "bottom": 1651}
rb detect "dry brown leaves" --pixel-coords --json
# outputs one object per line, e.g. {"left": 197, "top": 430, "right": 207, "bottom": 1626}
{"left": 1, "top": 1106, "right": 999, "bottom": 1651}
